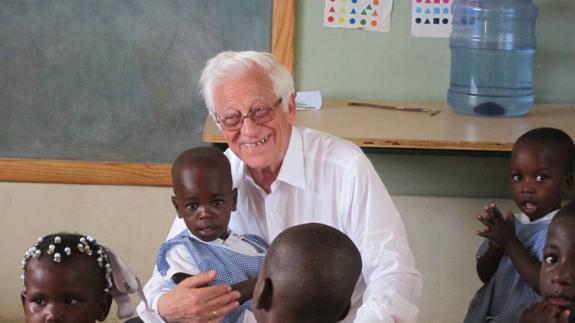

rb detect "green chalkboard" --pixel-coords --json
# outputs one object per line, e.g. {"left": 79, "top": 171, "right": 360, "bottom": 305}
{"left": 0, "top": 0, "right": 272, "bottom": 163}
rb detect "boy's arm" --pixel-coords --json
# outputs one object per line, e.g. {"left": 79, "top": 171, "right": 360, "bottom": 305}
{"left": 476, "top": 242, "right": 504, "bottom": 283}
{"left": 503, "top": 234, "right": 541, "bottom": 292}
{"left": 231, "top": 278, "right": 258, "bottom": 304}
{"left": 173, "top": 274, "right": 257, "bottom": 304}
{"left": 478, "top": 204, "right": 540, "bottom": 291}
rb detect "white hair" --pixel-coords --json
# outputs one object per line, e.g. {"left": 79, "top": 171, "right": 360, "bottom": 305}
{"left": 199, "top": 51, "right": 295, "bottom": 118}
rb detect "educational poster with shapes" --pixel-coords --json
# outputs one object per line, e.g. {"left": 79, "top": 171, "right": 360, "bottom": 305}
{"left": 411, "top": 0, "right": 453, "bottom": 38}
{"left": 323, "top": 0, "right": 393, "bottom": 32}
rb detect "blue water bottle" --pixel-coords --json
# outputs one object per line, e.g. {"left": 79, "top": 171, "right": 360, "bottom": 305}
{"left": 447, "top": 0, "right": 538, "bottom": 117}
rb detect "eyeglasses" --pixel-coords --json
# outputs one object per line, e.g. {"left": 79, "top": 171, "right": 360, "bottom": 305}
{"left": 215, "top": 97, "right": 283, "bottom": 131}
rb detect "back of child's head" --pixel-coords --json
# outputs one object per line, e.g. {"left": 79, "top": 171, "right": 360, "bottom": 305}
{"left": 21, "top": 233, "right": 145, "bottom": 323}
{"left": 513, "top": 127, "right": 574, "bottom": 175}
{"left": 171, "top": 146, "right": 232, "bottom": 189}
{"left": 539, "top": 201, "right": 575, "bottom": 313}
{"left": 252, "top": 223, "right": 362, "bottom": 323}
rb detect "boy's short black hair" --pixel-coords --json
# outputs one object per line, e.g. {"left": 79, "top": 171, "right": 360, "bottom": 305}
{"left": 515, "top": 127, "right": 575, "bottom": 174}
{"left": 254, "top": 223, "right": 362, "bottom": 322}
{"left": 171, "top": 146, "right": 232, "bottom": 183}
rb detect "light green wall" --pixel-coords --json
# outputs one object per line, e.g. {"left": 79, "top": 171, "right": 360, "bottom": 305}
{"left": 295, "top": 0, "right": 574, "bottom": 103}
{"left": 294, "top": 0, "right": 575, "bottom": 198}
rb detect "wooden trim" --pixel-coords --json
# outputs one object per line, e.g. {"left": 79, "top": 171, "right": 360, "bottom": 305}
{"left": 272, "top": 0, "right": 296, "bottom": 73}
{"left": 0, "top": 1, "right": 296, "bottom": 186}
{"left": 349, "top": 139, "right": 513, "bottom": 152}
{"left": 0, "top": 159, "right": 172, "bottom": 186}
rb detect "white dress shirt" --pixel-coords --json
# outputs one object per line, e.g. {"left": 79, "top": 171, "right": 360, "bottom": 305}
{"left": 142, "top": 126, "right": 422, "bottom": 323}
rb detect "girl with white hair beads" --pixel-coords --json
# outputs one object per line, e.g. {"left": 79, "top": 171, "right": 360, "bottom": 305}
{"left": 20, "top": 233, "right": 147, "bottom": 323}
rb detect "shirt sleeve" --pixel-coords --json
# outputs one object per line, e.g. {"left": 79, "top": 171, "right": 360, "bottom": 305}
{"left": 344, "top": 153, "right": 423, "bottom": 323}
{"left": 136, "top": 266, "right": 169, "bottom": 323}
{"left": 137, "top": 242, "right": 200, "bottom": 322}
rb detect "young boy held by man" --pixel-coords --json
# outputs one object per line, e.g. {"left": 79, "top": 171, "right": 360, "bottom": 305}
{"left": 138, "top": 147, "right": 267, "bottom": 323}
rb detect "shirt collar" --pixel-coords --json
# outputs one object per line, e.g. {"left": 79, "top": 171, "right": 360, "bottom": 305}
{"left": 275, "top": 126, "right": 306, "bottom": 190}
{"left": 516, "top": 209, "right": 559, "bottom": 224}
{"left": 187, "top": 229, "right": 235, "bottom": 245}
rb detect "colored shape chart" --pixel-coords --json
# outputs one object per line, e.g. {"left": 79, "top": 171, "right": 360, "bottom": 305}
{"left": 323, "top": 0, "right": 393, "bottom": 32}
{"left": 411, "top": 0, "right": 453, "bottom": 38}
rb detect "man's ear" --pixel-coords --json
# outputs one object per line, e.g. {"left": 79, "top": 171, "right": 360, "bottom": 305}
{"left": 96, "top": 294, "right": 112, "bottom": 322}
{"left": 286, "top": 94, "right": 296, "bottom": 123}
{"left": 171, "top": 196, "right": 182, "bottom": 218}
{"left": 339, "top": 300, "right": 352, "bottom": 321}
{"left": 255, "top": 278, "right": 273, "bottom": 311}
{"left": 231, "top": 188, "right": 238, "bottom": 212}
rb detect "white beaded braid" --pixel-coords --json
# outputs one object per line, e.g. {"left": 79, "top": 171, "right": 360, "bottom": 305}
{"left": 21, "top": 234, "right": 113, "bottom": 293}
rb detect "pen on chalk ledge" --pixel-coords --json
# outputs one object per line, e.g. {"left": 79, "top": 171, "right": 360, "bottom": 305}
{"left": 348, "top": 102, "right": 441, "bottom": 116}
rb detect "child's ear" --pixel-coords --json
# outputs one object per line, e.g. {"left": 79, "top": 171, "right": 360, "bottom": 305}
{"left": 171, "top": 196, "right": 182, "bottom": 218}
{"left": 339, "top": 300, "right": 352, "bottom": 321}
{"left": 21, "top": 292, "right": 29, "bottom": 318}
{"left": 96, "top": 294, "right": 112, "bottom": 322}
{"left": 563, "top": 173, "right": 574, "bottom": 194}
{"left": 254, "top": 277, "right": 273, "bottom": 311}
{"left": 231, "top": 188, "right": 238, "bottom": 212}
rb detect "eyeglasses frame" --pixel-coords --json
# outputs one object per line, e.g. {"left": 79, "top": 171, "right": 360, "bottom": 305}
{"left": 215, "top": 97, "right": 283, "bottom": 131}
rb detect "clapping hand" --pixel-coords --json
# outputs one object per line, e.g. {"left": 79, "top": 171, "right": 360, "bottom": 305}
{"left": 476, "top": 203, "right": 517, "bottom": 250}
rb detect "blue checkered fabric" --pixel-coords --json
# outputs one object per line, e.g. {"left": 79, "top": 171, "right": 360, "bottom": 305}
{"left": 156, "top": 230, "right": 267, "bottom": 323}
{"left": 464, "top": 216, "right": 549, "bottom": 323}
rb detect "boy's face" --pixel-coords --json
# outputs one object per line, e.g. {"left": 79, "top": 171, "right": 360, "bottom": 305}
{"left": 540, "top": 216, "right": 575, "bottom": 311}
{"left": 21, "top": 258, "right": 110, "bottom": 323}
{"left": 510, "top": 143, "right": 572, "bottom": 221}
{"left": 172, "top": 163, "right": 236, "bottom": 241}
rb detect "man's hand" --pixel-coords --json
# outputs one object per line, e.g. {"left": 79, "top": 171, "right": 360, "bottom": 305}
{"left": 520, "top": 302, "right": 571, "bottom": 323}
{"left": 158, "top": 271, "right": 241, "bottom": 323}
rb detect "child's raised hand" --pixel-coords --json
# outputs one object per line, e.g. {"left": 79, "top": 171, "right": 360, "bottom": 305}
{"left": 477, "top": 204, "right": 517, "bottom": 249}
{"left": 520, "top": 302, "right": 571, "bottom": 323}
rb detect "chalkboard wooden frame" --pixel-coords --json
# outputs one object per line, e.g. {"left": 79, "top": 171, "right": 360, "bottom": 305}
{"left": 0, "top": 0, "right": 295, "bottom": 187}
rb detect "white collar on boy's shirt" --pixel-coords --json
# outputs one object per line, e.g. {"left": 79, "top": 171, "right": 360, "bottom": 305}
{"left": 186, "top": 230, "right": 263, "bottom": 256}
{"left": 515, "top": 209, "right": 559, "bottom": 224}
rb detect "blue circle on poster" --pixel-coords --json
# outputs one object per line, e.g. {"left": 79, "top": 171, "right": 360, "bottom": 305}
{"left": 443, "top": 7, "right": 449, "bottom": 14}
{"left": 350, "top": 18, "right": 356, "bottom": 24}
